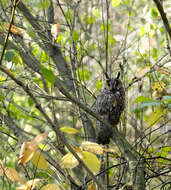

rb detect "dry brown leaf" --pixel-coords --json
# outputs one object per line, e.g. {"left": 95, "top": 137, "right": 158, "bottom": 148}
{"left": 16, "top": 184, "right": 28, "bottom": 190}
{"left": 51, "top": 23, "right": 60, "bottom": 45}
{"left": 103, "top": 148, "right": 118, "bottom": 154}
{"left": 41, "top": 183, "right": 60, "bottom": 190}
{"left": 31, "top": 132, "right": 48, "bottom": 145}
{"left": 81, "top": 141, "right": 103, "bottom": 155}
{"left": 18, "top": 142, "right": 38, "bottom": 165}
{"left": 5, "top": 23, "right": 22, "bottom": 37}
{"left": 88, "top": 183, "right": 96, "bottom": 190}
{"left": 16, "top": 179, "right": 40, "bottom": 190}
{"left": 154, "top": 65, "right": 170, "bottom": 75}
{"left": 18, "top": 133, "right": 48, "bottom": 165}
{"left": 0, "top": 161, "right": 3, "bottom": 177}
{"left": 26, "top": 179, "right": 40, "bottom": 189}
{"left": 70, "top": 144, "right": 82, "bottom": 154}
{"left": 4, "top": 167, "right": 23, "bottom": 183}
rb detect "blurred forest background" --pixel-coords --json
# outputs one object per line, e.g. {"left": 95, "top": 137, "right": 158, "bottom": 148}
{"left": 0, "top": 0, "right": 170, "bottom": 189}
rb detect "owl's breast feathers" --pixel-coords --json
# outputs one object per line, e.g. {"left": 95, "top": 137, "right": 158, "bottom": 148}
{"left": 95, "top": 86, "right": 125, "bottom": 117}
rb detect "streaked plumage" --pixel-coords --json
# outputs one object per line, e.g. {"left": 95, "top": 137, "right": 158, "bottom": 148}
{"left": 95, "top": 73, "right": 125, "bottom": 144}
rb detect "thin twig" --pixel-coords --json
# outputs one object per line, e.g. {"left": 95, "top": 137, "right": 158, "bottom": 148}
{"left": 0, "top": 66, "right": 105, "bottom": 190}
{"left": 0, "top": 0, "right": 18, "bottom": 65}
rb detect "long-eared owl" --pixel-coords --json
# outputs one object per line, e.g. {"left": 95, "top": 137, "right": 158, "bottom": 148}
{"left": 95, "top": 72, "right": 125, "bottom": 145}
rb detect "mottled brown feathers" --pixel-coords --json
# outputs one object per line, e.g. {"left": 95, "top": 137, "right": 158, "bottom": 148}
{"left": 95, "top": 73, "right": 125, "bottom": 144}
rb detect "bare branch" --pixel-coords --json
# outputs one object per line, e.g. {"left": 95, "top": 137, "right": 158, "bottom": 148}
{"left": 153, "top": 0, "right": 171, "bottom": 40}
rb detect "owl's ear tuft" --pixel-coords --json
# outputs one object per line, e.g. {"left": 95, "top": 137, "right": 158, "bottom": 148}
{"left": 105, "top": 72, "right": 110, "bottom": 88}
{"left": 105, "top": 72, "right": 110, "bottom": 80}
{"left": 116, "top": 72, "right": 120, "bottom": 79}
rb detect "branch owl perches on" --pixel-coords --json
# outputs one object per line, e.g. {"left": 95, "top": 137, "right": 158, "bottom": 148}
{"left": 95, "top": 72, "right": 125, "bottom": 145}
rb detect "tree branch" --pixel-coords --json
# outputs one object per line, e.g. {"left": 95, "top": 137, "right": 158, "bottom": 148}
{"left": 0, "top": 65, "right": 105, "bottom": 190}
{"left": 153, "top": 0, "right": 171, "bottom": 40}
{"left": 17, "top": 2, "right": 74, "bottom": 91}
{"left": 0, "top": 0, "right": 18, "bottom": 65}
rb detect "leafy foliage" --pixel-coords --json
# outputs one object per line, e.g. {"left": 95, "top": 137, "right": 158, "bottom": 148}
{"left": 0, "top": 0, "right": 170, "bottom": 189}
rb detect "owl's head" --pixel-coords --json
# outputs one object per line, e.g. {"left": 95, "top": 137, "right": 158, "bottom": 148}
{"left": 105, "top": 72, "right": 122, "bottom": 93}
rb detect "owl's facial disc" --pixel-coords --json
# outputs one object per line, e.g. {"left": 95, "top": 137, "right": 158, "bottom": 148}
{"left": 110, "top": 78, "right": 119, "bottom": 92}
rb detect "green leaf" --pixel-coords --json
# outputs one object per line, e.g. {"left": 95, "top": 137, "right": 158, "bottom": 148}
{"left": 163, "top": 96, "right": 171, "bottom": 103}
{"left": 28, "top": 97, "right": 34, "bottom": 106}
{"left": 0, "top": 93, "right": 4, "bottom": 101}
{"left": 5, "top": 50, "right": 15, "bottom": 62}
{"left": 92, "top": 7, "right": 101, "bottom": 18}
{"left": 96, "top": 80, "right": 103, "bottom": 91}
{"left": 134, "top": 96, "right": 156, "bottom": 103}
{"left": 151, "top": 8, "right": 158, "bottom": 19}
{"left": 41, "top": 51, "right": 49, "bottom": 63}
{"left": 44, "top": 0, "right": 50, "bottom": 9}
{"left": 37, "top": 0, "right": 50, "bottom": 10}
{"left": 60, "top": 127, "right": 79, "bottom": 134}
{"left": 112, "top": 0, "right": 120, "bottom": 7}
{"left": 41, "top": 67, "right": 55, "bottom": 84}
{"left": 140, "top": 26, "right": 146, "bottom": 36}
{"left": 78, "top": 68, "right": 91, "bottom": 81}
{"left": 65, "top": 9, "right": 73, "bottom": 22}
{"left": 139, "top": 102, "right": 160, "bottom": 109}
{"left": 86, "top": 17, "right": 94, "bottom": 25}
{"left": 161, "top": 146, "right": 171, "bottom": 153}
{"left": 72, "top": 30, "right": 79, "bottom": 42}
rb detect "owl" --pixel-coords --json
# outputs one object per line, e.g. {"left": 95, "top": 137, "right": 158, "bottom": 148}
{"left": 95, "top": 72, "right": 125, "bottom": 144}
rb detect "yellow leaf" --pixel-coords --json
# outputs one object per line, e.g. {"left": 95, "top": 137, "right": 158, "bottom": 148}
{"left": 112, "top": 0, "right": 120, "bottom": 7}
{"left": 16, "top": 179, "right": 40, "bottom": 190}
{"left": 82, "top": 151, "right": 101, "bottom": 174}
{"left": 4, "top": 167, "right": 23, "bottom": 183}
{"left": 26, "top": 179, "right": 40, "bottom": 189}
{"left": 60, "top": 127, "right": 79, "bottom": 134}
{"left": 154, "top": 65, "right": 170, "bottom": 76}
{"left": 137, "top": 66, "right": 151, "bottom": 78}
{"left": 146, "top": 108, "right": 165, "bottom": 127}
{"left": 16, "top": 184, "right": 28, "bottom": 190}
{"left": 152, "top": 82, "right": 165, "bottom": 93}
{"left": 18, "top": 142, "right": 37, "bottom": 165}
{"left": 81, "top": 141, "right": 103, "bottom": 155}
{"left": 41, "top": 184, "right": 60, "bottom": 190}
{"left": 103, "top": 148, "right": 118, "bottom": 157}
{"left": 60, "top": 152, "right": 81, "bottom": 169}
{"left": 31, "top": 151, "right": 48, "bottom": 170}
